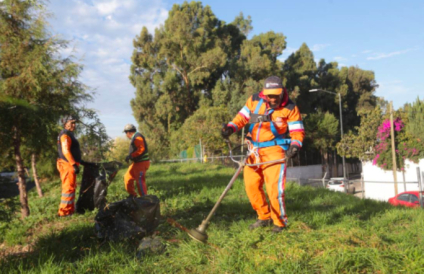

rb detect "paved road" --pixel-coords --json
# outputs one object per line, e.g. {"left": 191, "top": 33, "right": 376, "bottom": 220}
{"left": 0, "top": 173, "right": 35, "bottom": 199}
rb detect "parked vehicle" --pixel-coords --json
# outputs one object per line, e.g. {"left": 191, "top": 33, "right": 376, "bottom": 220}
{"left": 326, "top": 177, "right": 355, "bottom": 194}
{"left": 388, "top": 191, "right": 423, "bottom": 208}
{"left": 0, "top": 171, "right": 18, "bottom": 183}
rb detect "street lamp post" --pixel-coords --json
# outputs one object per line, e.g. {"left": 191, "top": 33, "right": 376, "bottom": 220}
{"left": 309, "top": 89, "right": 347, "bottom": 180}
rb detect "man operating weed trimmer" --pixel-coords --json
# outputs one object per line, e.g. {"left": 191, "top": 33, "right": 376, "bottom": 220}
{"left": 186, "top": 76, "right": 305, "bottom": 243}
{"left": 221, "top": 76, "right": 305, "bottom": 233}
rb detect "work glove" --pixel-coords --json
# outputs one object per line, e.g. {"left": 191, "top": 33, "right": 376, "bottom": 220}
{"left": 73, "top": 164, "right": 80, "bottom": 175}
{"left": 221, "top": 124, "right": 234, "bottom": 139}
{"left": 285, "top": 144, "right": 299, "bottom": 159}
{"left": 125, "top": 155, "right": 131, "bottom": 163}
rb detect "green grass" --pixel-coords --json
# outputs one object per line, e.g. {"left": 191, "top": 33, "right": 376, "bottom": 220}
{"left": 1, "top": 162, "right": 424, "bottom": 273}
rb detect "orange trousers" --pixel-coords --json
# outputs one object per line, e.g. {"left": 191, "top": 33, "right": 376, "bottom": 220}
{"left": 57, "top": 159, "right": 77, "bottom": 216}
{"left": 124, "top": 161, "right": 150, "bottom": 197}
{"left": 244, "top": 162, "right": 287, "bottom": 227}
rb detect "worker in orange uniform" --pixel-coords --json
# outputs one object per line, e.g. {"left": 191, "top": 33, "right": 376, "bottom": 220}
{"left": 123, "top": 124, "right": 150, "bottom": 197}
{"left": 221, "top": 76, "right": 305, "bottom": 233}
{"left": 57, "top": 115, "right": 83, "bottom": 217}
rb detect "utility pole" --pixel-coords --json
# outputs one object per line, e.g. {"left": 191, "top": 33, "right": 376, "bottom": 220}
{"left": 338, "top": 93, "right": 347, "bottom": 179}
{"left": 389, "top": 102, "right": 398, "bottom": 195}
{"left": 417, "top": 167, "right": 423, "bottom": 208}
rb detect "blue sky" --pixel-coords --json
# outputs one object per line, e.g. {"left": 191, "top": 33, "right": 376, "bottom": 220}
{"left": 46, "top": 0, "right": 423, "bottom": 139}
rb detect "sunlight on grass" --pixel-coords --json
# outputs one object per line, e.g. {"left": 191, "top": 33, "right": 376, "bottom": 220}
{"left": 1, "top": 162, "right": 424, "bottom": 273}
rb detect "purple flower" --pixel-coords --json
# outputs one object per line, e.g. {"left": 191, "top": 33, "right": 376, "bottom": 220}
{"left": 372, "top": 154, "right": 380, "bottom": 165}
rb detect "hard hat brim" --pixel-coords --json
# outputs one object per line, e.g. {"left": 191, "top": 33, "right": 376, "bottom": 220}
{"left": 263, "top": 88, "right": 283, "bottom": 95}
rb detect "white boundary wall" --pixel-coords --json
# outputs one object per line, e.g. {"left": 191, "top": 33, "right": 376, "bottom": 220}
{"left": 363, "top": 159, "right": 424, "bottom": 201}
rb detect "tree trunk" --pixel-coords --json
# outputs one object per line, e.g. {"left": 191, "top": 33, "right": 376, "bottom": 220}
{"left": 327, "top": 150, "right": 333, "bottom": 178}
{"left": 31, "top": 153, "right": 44, "bottom": 197}
{"left": 13, "top": 126, "right": 30, "bottom": 218}
{"left": 322, "top": 149, "right": 330, "bottom": 178}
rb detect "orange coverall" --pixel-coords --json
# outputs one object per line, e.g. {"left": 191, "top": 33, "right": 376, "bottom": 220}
{"left": 57, "top": 133, "right": 80, "bottom": 216}
{"left": 124, "top": 134, "right": 150, "bottom": 197}
{"left": 227, "top": 90, "right": 305, "bottom": 227}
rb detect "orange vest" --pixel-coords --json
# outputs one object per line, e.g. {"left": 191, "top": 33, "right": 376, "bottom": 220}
{"left": 228, "top": 91, "right": 305, "bottom": 163}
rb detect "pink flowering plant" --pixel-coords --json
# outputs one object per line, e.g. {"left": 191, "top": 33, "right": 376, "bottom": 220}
{"left": 372, "top": 117, "right": 424, "bottom": 170}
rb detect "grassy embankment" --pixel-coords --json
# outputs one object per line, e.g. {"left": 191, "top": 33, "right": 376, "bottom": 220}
{"left": 1, "top": 162, "right": 424, "bottom": 273}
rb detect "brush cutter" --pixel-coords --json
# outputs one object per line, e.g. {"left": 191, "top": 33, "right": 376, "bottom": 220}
{"left": 187, "top": 138, "right": 290, "bottom": 243}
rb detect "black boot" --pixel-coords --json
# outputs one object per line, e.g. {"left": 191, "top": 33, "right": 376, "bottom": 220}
{"left": 271, "top": 225, "right": 286, "bottom": 233}
{"left": 249, "top": 219, "right": 272, "bottom": 230}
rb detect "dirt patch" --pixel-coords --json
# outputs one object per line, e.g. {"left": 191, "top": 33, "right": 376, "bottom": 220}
{"left": 0, "top": 216, "right": 94, "bottom": 260}
{"left": 0, "top": 242, "right": 35, "bottom": 259}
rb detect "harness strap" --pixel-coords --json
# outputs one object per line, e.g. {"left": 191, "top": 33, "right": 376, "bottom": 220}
{"left": 248, "top": 98, "right": 289, "bottom": 150}
{"left": 247, "top": 136, "right": 291, "bottom": 148}
{"left": 249, "top": 99, "right": 264, "bottom": 134}
{"left": 253, "top": 99, "right": 263, "bottom": 114}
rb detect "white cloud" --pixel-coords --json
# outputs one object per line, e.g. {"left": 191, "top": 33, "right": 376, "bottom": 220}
{"left": 361, "top": 50, "right": 372, "bottom": 54}
{"left": 46, "top": 0, "right": 168, "bottom": 138}
{"left": 367, "top": 48, "right": 418, "bottom": 60}
{"left": 94, "top": 0, "right": 121, "bottom": 15}
{"left": 311, "top": 44, "right": 330, "bottom": 52}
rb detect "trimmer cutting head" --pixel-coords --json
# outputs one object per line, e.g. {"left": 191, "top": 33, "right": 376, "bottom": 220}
{"left": 187, "top": 228, "right": 208, "bottom": 244}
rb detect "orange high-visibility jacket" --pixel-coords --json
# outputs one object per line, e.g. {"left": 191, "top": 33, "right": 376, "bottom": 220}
{"left": 227, "top": 90, "right": 305, "bottom": 163}
{"left": 129, "top": 132, "right": 149, "bottom": 162}
{"left": 57, "top": 129, "right": 81, "bottom": 166}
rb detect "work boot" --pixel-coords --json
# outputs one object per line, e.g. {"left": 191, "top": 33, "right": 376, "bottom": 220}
{"left": 249, "top": 219, "right": 272, "bottom": 230}
{"left": 271, "top": 225, "right": 286, "bottom": 233}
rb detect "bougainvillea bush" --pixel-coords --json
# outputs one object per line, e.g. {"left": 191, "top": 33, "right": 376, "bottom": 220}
{"left": 373, "top": 117, "right": 424, "bottom": 170}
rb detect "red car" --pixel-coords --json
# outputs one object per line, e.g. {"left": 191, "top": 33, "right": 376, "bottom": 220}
{"left": 388, "top": 191, "right": 423, "bottom": 208}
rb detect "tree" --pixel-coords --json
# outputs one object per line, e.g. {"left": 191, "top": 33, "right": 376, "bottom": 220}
{"left": 169, "top": 106, "right": 232, "bottom": 157}
{"left": 303, "top": 111, "right": 339, "bottom": 174}
{"left": 77, "top": 110, "right": 112, "bottom": 163}
{"left": 231, "top": 12, "right": 252, "bottom": 36}
{"left": 106, "top": 137, "right": 131, "bottom": 163}
{"left": 130, "top": 1, "right": 245, "bottom": 160}
{"left": 336, "top": 106, "right": 383, "bottom": 161}
{"left": 406, "top": 97, "right": 424, "bottom": 139}
{"left": 335, "top": 66, "right": 378, "bottom": 130}
{"left": 221, "top": 31, "right": 286, "bottom": 116}
{"left": 284, "top": 45, "right": 378, "bottom": 133}
{"left": 0, "top": 0, "right": 91, "bottom": 218}
{"left": 356, "top": 104, "right": 424, "bottom": 171}
{"left": 283, "top": 43, "right": 317, "bottom": 111}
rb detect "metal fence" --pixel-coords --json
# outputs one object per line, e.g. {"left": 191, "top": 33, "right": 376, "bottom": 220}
{"left": 160, "top": 155, "right": 245, "bottom": 167}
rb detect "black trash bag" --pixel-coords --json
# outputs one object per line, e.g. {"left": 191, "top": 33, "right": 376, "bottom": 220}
{"left": 76, "top": 161, "right": 122, "bottom": 214}
{"left": 95, "top": 195, "right": 161, "bottom": 242}
{"left": 93, "top": 175, "right": 107, "bottom": 209}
